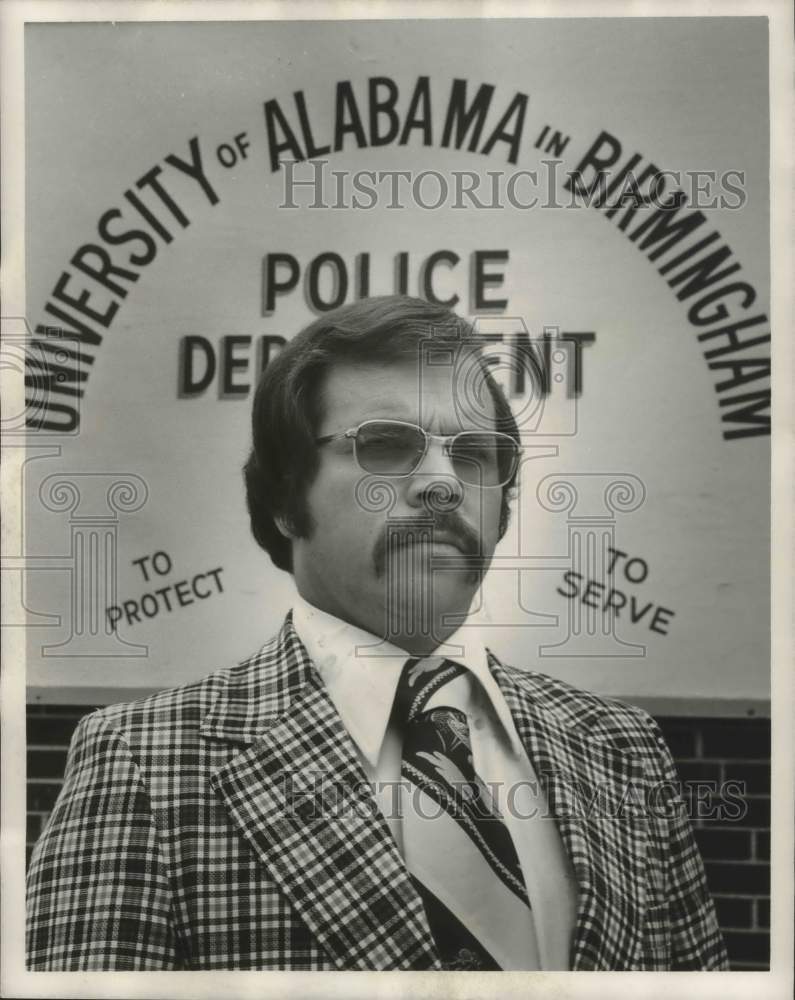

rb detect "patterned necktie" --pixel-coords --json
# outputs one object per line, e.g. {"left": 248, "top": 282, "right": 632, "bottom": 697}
{"left": 394, "top": 656, "right": 539, "bottom": 971}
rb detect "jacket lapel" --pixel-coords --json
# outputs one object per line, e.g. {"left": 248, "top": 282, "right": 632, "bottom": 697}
{"left": 203, "top": 613, "right": 441, "bottom": 971}
{"left": 489, "top": 653, "right": 649, "bottom": 970}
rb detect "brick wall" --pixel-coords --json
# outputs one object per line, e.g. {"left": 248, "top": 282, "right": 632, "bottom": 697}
{"left": 655, "top": 716, "right": 771, "bottom": 971}
{"left": 26, "top": 705, "right": 770, "bottom": 970}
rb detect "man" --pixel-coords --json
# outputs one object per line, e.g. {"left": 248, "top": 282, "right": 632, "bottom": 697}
{"left": 27, "top": 295, "right": 728, "bottom": 971}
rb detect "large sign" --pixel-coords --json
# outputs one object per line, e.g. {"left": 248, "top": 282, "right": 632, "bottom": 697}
{"left": 14, "top": 17, "right": 769, "bottom": 705}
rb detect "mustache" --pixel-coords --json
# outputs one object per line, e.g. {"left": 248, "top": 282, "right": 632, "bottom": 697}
{"left": 372, "top": 512, "right": 482, "bottom": 577}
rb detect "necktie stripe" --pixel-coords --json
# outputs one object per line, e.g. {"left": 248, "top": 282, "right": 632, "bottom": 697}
{"left": 401, "top": 697, "right": 529, "bottom": 902}
{"left": 401, "top": 762, "right": 529, "bottom": 903}
{"left": 396, "top": 656, "right": 538, "bottom": 969}
{"left": 401, "top": 659, "right": 465, "bottom": 720}
{"left": 404, "top": 785, "right": 540, "bottom": 970}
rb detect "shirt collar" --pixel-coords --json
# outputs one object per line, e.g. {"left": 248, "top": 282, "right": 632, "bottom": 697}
{"left": 291, "top": 594, "right": 524, "bottom": 767}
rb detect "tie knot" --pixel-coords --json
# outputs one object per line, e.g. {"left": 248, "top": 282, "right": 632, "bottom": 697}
{"left": 395, "top": 656, "right": 466, "bottom": 723}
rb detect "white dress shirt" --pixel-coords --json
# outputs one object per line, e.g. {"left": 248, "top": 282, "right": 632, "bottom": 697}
{"left": 291, "top": 594, "right": 579, "bottom": 970}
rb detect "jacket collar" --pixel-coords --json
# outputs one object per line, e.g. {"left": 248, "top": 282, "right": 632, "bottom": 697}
{"left": 487, "top": 653, "right": 649, "bottom": 970}
{"left": 204, "top": 612, "right": 441, "bottom": 971}
{"left": 203, "top": 613, "right": 648, "bottom": 971}
{"left": 200, "top": 611, "right": 316, "bottom": 744}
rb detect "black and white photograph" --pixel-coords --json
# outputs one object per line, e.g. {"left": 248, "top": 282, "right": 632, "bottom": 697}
{"left": 1, "top": 1, "right": 791, "bottom": 996}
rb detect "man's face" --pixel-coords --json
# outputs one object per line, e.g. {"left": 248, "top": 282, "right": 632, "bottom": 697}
{"left": 287, "top": 354, "right": 505, "bottom": 653}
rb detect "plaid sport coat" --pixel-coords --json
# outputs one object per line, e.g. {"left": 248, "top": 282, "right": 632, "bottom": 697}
{"left": 27, "top": 611, "right": 729, "bottom": 971}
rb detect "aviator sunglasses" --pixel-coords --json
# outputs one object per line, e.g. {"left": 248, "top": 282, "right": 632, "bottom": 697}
{"left": 315, "top": 418, "right": 520, "bottom": 487}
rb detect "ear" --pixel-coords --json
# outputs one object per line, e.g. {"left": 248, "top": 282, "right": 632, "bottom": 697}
{"left": 275, "top": 514, "right": 296, "bottom": 539}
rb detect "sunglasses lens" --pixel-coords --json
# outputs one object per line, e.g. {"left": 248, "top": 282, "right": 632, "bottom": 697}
{"left": 450, "top": 433, "right": 518, "bottom": 486}
{"left": 355, "top": 422, "right": 426, "bottom": 474}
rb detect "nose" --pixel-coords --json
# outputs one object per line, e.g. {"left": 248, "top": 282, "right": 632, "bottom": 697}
{"left": 404, "top": 437, "right": 464, "bottom": 514}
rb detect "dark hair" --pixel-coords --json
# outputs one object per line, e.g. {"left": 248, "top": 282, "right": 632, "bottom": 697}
{"left": 244, "top": 295, "right": 521, "bottom": 572}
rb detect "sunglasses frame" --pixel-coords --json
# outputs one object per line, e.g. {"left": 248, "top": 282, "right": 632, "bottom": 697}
{"left": 315, "top": 418, "right": 520, "bottom": 488}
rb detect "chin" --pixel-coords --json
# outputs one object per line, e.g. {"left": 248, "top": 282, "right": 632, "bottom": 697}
{"left": 387, "top": 573, "right": 476, "bottom": 619}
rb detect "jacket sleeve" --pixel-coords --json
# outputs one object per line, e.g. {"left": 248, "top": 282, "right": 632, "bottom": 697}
{"left": 26, "top": 710, "right": 180, "bottom": 970}
{"left": 642, "top": 712, "right": 730, "bottom": 970}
